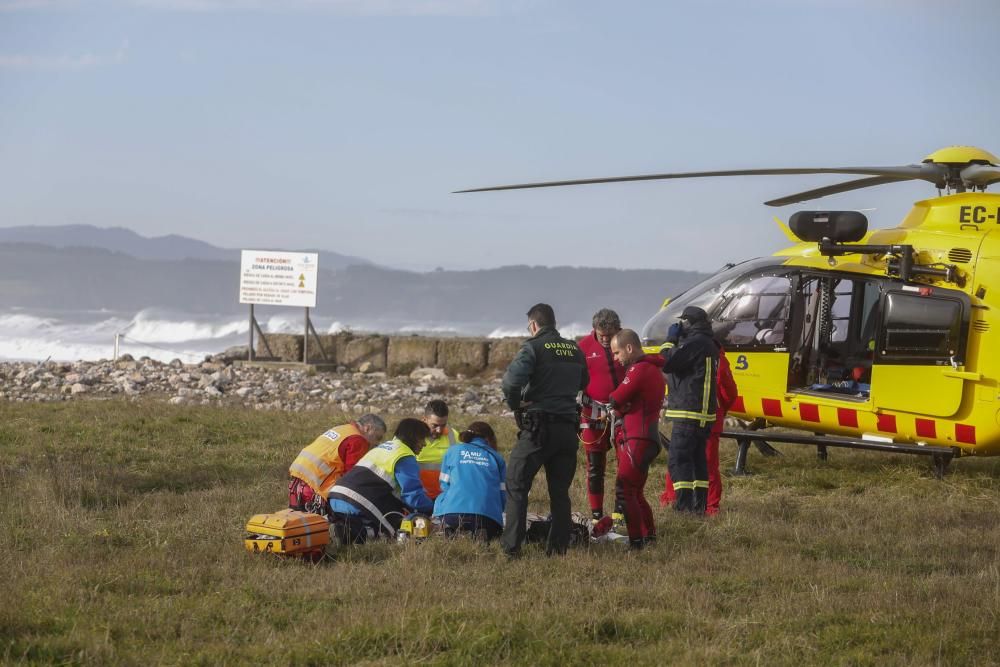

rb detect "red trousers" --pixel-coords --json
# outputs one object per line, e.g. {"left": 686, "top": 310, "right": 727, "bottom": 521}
{"left": 582, "top": 424, "right": 614, "bottom": 516}
{"left": 615, "top": 436, "right": 660, "bottom": 542}
{"left": 660, "top": 428, "right": 722, "bottom": 515}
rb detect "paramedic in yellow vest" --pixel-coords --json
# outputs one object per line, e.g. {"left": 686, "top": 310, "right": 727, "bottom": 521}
{"left": 415, "top": 399, "right": 458, "bottom": 499}
{"left": 288, "top": 413, "right": 387, "bottom": 515}
{"left": 328, "top": 418, "right": 435, "bottom": 544}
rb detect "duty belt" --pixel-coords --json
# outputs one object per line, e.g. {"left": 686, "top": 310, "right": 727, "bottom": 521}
{"left": 518, "top": 410, "right": 578, "bottom": 431}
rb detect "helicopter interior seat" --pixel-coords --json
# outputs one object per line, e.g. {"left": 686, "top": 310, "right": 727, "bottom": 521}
{"left": 753, "top": 320, "right": 786, "bottom": 345}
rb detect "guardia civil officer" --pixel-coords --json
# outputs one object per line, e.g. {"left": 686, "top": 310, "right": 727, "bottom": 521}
{"left": 501, "top": 303, "right": 589, "bottom": 557}
{"left": 660, "top": 305, "right": 719, "bottom": 514}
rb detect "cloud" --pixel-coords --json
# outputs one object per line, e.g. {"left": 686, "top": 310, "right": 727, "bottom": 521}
{"left": 0, "top": 40, "right": 128, "bottom": 70}
{"left": 130, "top": 0, "right": 500, "bottom": 15}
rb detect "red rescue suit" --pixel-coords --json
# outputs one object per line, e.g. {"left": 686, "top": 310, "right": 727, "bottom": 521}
{"left": 578, "top": 330, "right": 625, "bottom": 517}
{"left": 608, "top": 354, "right": 665, "bottom": 546}
{"left": 660, "top": 345, "right": 738, "bottom": 515}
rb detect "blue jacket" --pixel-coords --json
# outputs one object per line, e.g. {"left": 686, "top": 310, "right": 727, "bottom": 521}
{"left": 432, "top": 437, "right": 507, "bottom": 526}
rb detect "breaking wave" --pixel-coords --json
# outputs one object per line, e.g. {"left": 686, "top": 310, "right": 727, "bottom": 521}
{"left": 0, "top": 308, "right": 552, "bottom": 362}
{"left": 124, "top": 310, "right": 249, "bottom": 343}
{"left": 488, "top": 321, "right": 590, "bottom": 339}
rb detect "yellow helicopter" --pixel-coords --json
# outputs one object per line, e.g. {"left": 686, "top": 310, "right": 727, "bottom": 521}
{"left": 458, "top": 146, "right": 1000, "bottom": 475}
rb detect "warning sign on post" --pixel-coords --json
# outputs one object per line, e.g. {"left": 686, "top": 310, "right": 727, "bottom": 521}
{"left": 239, "top": 250, "right": 318, "bottom": 308}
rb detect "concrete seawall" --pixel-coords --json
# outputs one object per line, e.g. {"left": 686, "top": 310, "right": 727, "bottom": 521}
{"left": 252, "top": 333, "right": 527, "bottom": 376}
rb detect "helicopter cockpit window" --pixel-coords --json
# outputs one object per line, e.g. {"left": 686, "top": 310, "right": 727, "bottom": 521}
{"left": 714, "top": 274, "right": 792, "bottom": 349}
{"left": 879, "top": 292, "right": 964, "bottom": 364}
{"left": 640, "top": 257, "right": 779, "bottom": 345}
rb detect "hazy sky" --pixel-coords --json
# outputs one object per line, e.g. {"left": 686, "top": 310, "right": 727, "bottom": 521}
{"left": 2, "top": 0, "right": 999, "bottom": 271}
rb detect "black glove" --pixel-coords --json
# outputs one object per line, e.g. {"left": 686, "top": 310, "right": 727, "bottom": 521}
{"left": 665, "top": 322, "right": 683, "bottom": 345}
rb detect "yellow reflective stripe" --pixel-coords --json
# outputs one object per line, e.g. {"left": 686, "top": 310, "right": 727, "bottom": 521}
{"left": 419, "top": 461, "right": 442, "bottom": 472}
{"left": 672, "top": 481, "right": 695, "bottom": 490}
{"left": 693, "top": 480, "right": 710, "bottom": 489}
{"left": 659, "top": 342, "right": 675, "bottom": 350}
{"left": 288, "top": 461, "right": 323, "bottom": 489}
{"left": 663, "top": 410, "right": 716, "bottom": 421}
{"left": 702, "top": 357, "right": 712, "bottom": 416}
{"left": 298, "top": 450, "right": 334, "bottom": 477}
{"left": 357, "top": 460, "right": 395, "bottom": 487}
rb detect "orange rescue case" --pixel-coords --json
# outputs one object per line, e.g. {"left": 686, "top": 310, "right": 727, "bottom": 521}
{"left": 244, "top": 509, "right": 330, "bottom": 558}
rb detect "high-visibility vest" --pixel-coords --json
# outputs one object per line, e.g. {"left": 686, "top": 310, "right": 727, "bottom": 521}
{"left": 416, "top": 427, "right": 458, "bottom": 499}
{"left": 351, "top": 438, "right": 416, "bottom": 495}
{"left": 328, "top": 438, "right": 418, "bottom": 534}
{"left": 288, "top": 423, "right": 364, "bottom": 499}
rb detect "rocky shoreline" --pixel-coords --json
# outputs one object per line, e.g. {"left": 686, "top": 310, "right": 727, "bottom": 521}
{"left": 0, "top": 354, "right": 508, "bottom": 416}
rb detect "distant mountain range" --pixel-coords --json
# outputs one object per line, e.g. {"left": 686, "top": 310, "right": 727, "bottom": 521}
{"left": 0, "top": 224, "right": 371, "bottom": 269}
{"left": 0, "top": 225, "right": 708, "bottom": 331}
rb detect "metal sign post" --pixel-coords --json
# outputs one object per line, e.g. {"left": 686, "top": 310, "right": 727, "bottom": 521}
{"left": 302, "top": 306, "right": 329, "bottom": 364}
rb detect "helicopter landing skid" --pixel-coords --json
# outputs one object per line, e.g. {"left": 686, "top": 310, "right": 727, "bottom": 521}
{"left": 722, "top": 430, "right": 958, "bottom": 480}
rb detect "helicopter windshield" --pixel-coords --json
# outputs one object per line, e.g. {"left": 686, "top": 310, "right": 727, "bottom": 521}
{"left": 640, "top": 257, "right": 782, "bottom": 345}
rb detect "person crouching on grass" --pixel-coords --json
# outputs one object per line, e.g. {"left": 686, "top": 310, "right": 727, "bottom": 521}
{"left": 432, "top": 422, "right": 507, "bottom": 542}
{"left": 327, "top": 418, "right": 434, "bottom": 544}
{"left": 608, "top": 329, "right": 665, "bottom": 550}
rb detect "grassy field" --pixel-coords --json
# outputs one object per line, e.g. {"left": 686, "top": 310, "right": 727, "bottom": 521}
{"left": 3, "top": 400, "right": 1000, "bottom": 666}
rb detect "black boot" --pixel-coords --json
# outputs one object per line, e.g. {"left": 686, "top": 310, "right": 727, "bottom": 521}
{"left": 694, "top": 487, "right": 708, "bottom": 515}
{"left": 673, "top": 488, "right": 693, "bottom": 513}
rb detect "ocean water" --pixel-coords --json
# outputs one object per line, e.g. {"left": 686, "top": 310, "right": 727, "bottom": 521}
{"left": 0, "top": 307, "right": 593, "bottom": 363}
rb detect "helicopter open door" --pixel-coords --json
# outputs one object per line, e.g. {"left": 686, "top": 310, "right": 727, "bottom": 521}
{"left": 786, "top": 274, "right": 880, "bottom": 400}
{"left": 785, "top": 273, "right": 970, "bottom": 418}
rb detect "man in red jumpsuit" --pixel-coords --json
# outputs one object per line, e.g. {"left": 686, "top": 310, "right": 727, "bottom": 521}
{"left": 577, "top": 308, "right": 626, "bottom": 523}
{"left": 608, "top": 329, "right": 665, "bottom": 549}
{"left": 659, "top": 340, "right": 738, "bottom": 515}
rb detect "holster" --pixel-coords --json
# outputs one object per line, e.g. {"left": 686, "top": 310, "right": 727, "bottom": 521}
{"left": 517, "top": 410, "right": 542, "bottom": 434}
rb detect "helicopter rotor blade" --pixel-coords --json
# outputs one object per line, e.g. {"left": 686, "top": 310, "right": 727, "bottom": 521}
{"left": 455, "top": 164, "right": 940, "bottom": 194}
{"left": 961, "top": 164, "right": 1000, "bottom": 187}
{"left": 764, "top": 175, "right": 912, "bottom": 207}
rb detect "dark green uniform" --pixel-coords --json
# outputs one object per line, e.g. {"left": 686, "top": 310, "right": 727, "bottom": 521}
{"left": 501, "top": 326, "right": 589, "bottom": 556}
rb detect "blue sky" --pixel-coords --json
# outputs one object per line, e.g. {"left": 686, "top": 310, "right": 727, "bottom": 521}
{"left": 2, "top": 0, "right": 999, "bottom": 271}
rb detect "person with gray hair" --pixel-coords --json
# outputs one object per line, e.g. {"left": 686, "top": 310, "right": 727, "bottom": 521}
{"left": 577, "top": 307, "right": 626, "bottom": 527}
{"left": 592, "top": 308, "right": 621, "bottom": 333}
{"left": 288, "top": 413, "right": 387, "bottom": 515}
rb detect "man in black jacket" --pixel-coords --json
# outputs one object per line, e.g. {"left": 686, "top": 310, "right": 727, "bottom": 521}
{"left": 661, "top": 305, "right": 719, "bottom": 514}
{"left": 501, "top": 303, "right": 589, "bottom": 557}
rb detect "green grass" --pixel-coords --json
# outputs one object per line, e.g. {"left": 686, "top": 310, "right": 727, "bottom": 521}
{"left": 2, "top": 400, "right": 1000, "bottom": 665}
